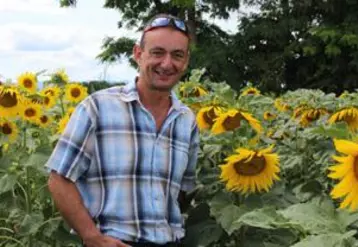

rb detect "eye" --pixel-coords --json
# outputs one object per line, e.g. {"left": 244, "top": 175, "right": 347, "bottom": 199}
{"left": 151, "top": 50, "right": 165, "bottom": 57}
{"left": 172, "top": 52, "right": 185, "bottom": 60}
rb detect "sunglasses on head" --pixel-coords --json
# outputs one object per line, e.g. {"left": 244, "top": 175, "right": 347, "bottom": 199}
{"left": 144, "top": 16, "right": 189, "bottom": 36}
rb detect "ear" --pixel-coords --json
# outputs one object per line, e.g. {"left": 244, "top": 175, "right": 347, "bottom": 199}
{"left": 133, "top": 44, "right": 143, "bottom": 65}
{"left": 183, "top": 51, "right": 190, "bottom": 71}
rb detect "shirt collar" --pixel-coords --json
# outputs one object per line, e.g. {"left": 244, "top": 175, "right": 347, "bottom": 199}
{"left": 118, "top": 78, "right": 182, "bottom": 111}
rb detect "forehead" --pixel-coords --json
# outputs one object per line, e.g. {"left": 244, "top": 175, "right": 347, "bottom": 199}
{"left": 143, "top": 27, "right": 189, "bottom": 51}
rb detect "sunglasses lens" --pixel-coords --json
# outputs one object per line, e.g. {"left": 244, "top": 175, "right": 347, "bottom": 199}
{"left": 151, "top": 17, "right": 170, "bottom": 28}
{"left": 174, "top": 20, "right": 186, "bottom": 32}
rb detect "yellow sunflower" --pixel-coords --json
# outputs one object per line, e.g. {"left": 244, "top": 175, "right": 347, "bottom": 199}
{"left": 57, "top": 114, "right": 70, "bottom": 134}
{"left": 17, "top": 72, "right": 37, "bottom": 93}
{"left": 274, "top": 98, "right": 290, "bottom": 112}
{"left": 65, "top": 83, "right": 88, "bottom": 103}
{"left": 328, "top": 139, "right": 358, "bottom": 211}
{"left": 299, "top": 108, "right": 329, "bottom": 127}
{"left": 241, "top": 87, "right": 260, "bottom": 96}
{"left": 219, "top": 146, "right": 280, "bottom": 194}
{"left": 328, "top": 107, "right": 358, "bottom": 131}
{"left": 263, "top": 111, "right": 277, "bottom": 121}
{"left": 51, "top": 69, "right": 69, "bottom": 84}
{"left": 41, "top": 94, "right": 56, "bottom": 109}
{"left": 196, "top": 106, "right": 223, "bottom": 130}
{"left": 211, "top": 109, "right": 263, "bottom": 134}
{"left": 67, "top": 106, "right": 76, "bottom": 117}
{"left": 179, "top": 85, "right": 208, "bottom": 98}
{"left": 41, "top": 86, "right": 61, "bottom": 99}
{"left": 0, "top": 86, "right": 23, "bottom": 118}
{"left": 38, "top": 114, "right": 53, "bottom": 128}
{"left": 20, "top": 102, "right": 42, "bottom": 124}
{"left": 0, "top": 120, "right": 19, "bottom": 143}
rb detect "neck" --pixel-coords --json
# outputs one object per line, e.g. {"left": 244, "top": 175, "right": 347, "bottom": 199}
{"left": 136, "top": 78, "right": 172, "bottom": 109}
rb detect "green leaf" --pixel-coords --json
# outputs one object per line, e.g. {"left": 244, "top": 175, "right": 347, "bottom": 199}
{"left": 291, "top": 231, "right": 357, "bottom": 247}
{"left": 279, "top": 201, "right": 344, "bottom": 234}
{"left": 18, "top": 213, "right": 44, "bottom": 236}
{"left": 0, "top": 174, "right": 17, "bottom": 194}
{"left": 183, "top": 220, "right": 223, "bottom": 247}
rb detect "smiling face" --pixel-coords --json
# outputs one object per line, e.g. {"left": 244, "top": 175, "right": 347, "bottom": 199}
{"left": 133, "top": 27, "right": 190, "bottom": 92}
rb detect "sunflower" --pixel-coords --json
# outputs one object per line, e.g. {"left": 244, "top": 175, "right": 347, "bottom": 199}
{"left": 263, "top": 111, "right": 277, "bottom": 121}
{"left": 179, "top": 85, "right": 208, "bottom": 98}
{"left": 211, "top": 109, "right": 263, "bottom": 134}
{"left": 17, "top": 72, "right": 37, "bottom": 93}
{"left": 327, "top": 139, "right": 358, "bottom": 211}
{"left": 20, "top": 102, "right": 42, "bottom": 124}
{"left": 51, "top": 69, "right": 69, "bottom": 84}
{"left": 241, "top": 87, "right": 260, "bottom": 96}
{"left": 0, "top": 86, "right": 23, "bottom": 118}
{"left": 196, "top": 106, "right": 222, "bottom": 130}
{"left": 64, "top": 83, "right": 88, "bottom": 103}
{"left": 57, "top": 114, "right": 70, "bottom": 134}
{"left": 219, "top": 146, "right": 280, "bottom": 194}
{"left": 67, "top": 106, "right": 76, "bottom": 117}
{"left": 299, "top": 108, "right": 329, "bottom": 127}
{"left": 0, "top": 120, "right": 19, "bottom": 143}
{"left": 38, "top": 114, "right": 52, "bottom": 128}
{"left": 274, "top": 98, "right": 290, "bottom": 112}
{"left": 328, "top": 107, "right": 358, "bottom": 131}
{"left": 41, "top": 94, "right": 56, "bottom": 109}
{"left": 41, "top": 86, "right": 61, "bottom": 99}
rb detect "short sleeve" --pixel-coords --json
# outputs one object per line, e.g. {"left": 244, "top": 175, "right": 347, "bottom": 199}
{"left": 180, "top": 123, "right": 200, "bottom": 192}
{"left": 45, "top": 100, "right": 96, "bottom": 182}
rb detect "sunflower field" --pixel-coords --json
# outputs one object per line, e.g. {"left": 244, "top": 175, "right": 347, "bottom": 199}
{"left": 2, "top": 68, "right": 358, "bottom": 246}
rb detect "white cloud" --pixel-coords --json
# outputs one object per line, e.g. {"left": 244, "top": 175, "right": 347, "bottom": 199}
{"left": 0, "top": 0, "right": 65, "bottom": 14}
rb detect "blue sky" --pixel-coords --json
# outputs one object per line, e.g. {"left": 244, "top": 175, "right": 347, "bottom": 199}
{"left": 0, "top": 0, "right": 242, "bottom": 84}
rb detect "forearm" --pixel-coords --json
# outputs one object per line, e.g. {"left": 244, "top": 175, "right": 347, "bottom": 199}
{"left": 47, "top": 171, "right": 100, "bottom": 241}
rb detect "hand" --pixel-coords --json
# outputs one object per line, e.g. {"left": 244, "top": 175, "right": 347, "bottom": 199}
{"left": 83, "top": 233, "right": 132, "bottom": 247}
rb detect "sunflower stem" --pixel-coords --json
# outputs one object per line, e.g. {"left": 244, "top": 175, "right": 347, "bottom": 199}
{"left": 59, "top": 95, "right": 65, "bottom": 117}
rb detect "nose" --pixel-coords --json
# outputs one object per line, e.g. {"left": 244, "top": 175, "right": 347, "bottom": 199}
{"left": 160, "top": 53, "right": 173, "bottom": 68}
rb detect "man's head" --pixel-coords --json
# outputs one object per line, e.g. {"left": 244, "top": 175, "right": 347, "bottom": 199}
{"left": 133, "top": 14, "right": 191, "bottom": 92}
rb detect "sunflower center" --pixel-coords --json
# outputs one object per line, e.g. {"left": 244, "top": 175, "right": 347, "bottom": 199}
{"left": 44, "top": 97, "right": 50, "bottom": 105}
{"left": 25, "top": 108, "right": 36, "bottom": 117}
{"left": 23, "top": 79, "right": 33, "bottom": 88}
{"left": 71, "top": 88, "right": 81, "bottom": 98}
{"left": 203, "top": 108, "right": 217, "bottom": 126}
{"left": 223, "top": 113, "right": 241, "bottom": 131}
{"left": 45, "top": 89, "right": 54, "bottom": 96}
{"left": 40, "top": 115, "right": 48, "bottom": 124}
{"left": 0, "top": 92, "right": 18, "bottom": 108}
{"left": 1, "top": 123, "right": 12, "bottom": 135}
{"left": 234, "top": 154, "right": 266, "bottom": 176}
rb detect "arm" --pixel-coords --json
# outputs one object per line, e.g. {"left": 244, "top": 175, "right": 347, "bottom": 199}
{"left": 48, "top": 172, "right": 129, "bottom": 247}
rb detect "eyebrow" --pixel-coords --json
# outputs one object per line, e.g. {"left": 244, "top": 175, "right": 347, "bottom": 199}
{"left": 149, "top": 47, "right": 186, "bottom": 53}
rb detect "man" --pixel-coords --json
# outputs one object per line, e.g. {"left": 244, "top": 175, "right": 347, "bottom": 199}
{"left": 46, "top": 13, "right": 200, "bottom": 247}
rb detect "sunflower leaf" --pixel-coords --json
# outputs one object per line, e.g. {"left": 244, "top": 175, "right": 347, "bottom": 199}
{"left": 290, "top": 231, "right": 357, "bottom": 247}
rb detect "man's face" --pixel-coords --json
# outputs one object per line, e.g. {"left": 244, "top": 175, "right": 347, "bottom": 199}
{"left": 134, "top": 27, "right": 190, "bottom": 92}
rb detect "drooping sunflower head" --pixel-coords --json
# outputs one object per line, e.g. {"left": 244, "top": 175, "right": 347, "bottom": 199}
{"left": 17, "top": 72, "right": 37, "bottom": 93}
{"left": 211, "top": 109, "right": 263, "bottom": 134}
{"left": 0, "top": 120, "right": 19, "bottom": 143}
{"left": 263, "top": 111, "right": 277, "bottom": 121}
{"left": 299, "top": 108, "right": 329, "bottom": 127}
{"left": 328, "top": 107, "right": 358, "bottom": 131}
{"left": 0, "top": 86, "right": 23, "bottom": 118}
{"left": 51, "top": 69, "right": 69, "bottom": 84}
{"left": 196, "top": 106, "right": 223, "bottom": 130}
{"left": 328, "top": 139, "right": 358, "bottom": 211}
{"left": 40, "top": 93, "right": 57, "bottom": 109}
{"left": 219, "top": 146, "right": 280, "bottom": 194}
{"left": 241, "top": 87, "right": 260, "bottom": 96}
{"left": 274, "top": 98, "right": 290, "bottom": 112}
{"left": 179, "top": 84, "right": 208, "bottom": 98}
{"left": 20, "top": 102, "right": 42, "bottom": 124}
{"left": 64, "top": 83, "right": 88, "bottom": 103}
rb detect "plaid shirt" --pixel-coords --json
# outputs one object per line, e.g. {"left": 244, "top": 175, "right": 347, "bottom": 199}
{"left": 45, "top": 81, "right": 199, "bottom": 244}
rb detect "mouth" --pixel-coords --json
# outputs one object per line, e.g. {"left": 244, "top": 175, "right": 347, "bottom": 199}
{"left": 153, "top": 69, "right": 176, "bottom": 78}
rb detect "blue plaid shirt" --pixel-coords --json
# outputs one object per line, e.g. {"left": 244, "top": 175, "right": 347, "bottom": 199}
{"left": 45, "top": 81, "right": 200, "bottom": 244}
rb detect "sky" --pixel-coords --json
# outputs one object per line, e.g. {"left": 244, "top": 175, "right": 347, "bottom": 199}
{"left": 0, "top": 0, "right": 240, "bottom": 84}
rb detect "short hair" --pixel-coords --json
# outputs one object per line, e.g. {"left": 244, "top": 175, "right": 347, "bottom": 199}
{"left": 139, "top": 13, "right": 191, "bottom": 49}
